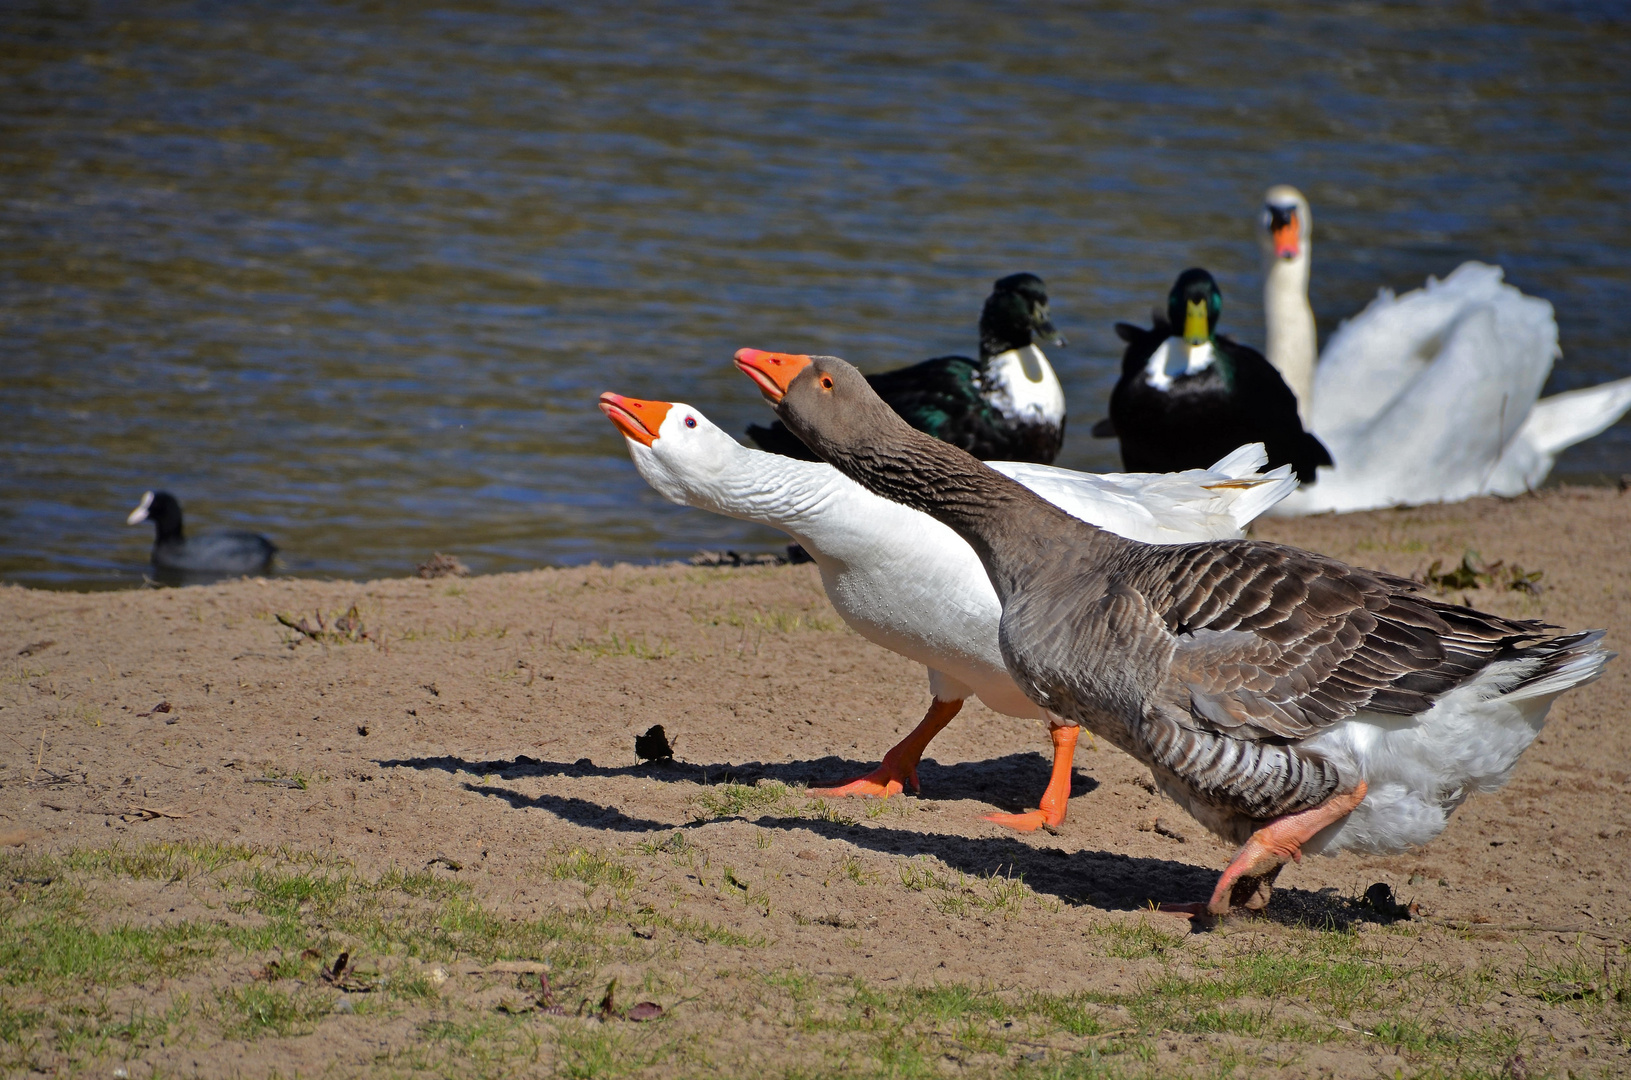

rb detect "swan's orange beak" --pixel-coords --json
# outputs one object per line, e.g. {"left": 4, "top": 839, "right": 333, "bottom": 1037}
{"left": 1272, "top": 213, "right": 1300, "bottom": 260}
{"left": 598, "top": 392, "right": 672, "bottom": 447}
{"left": 735, "top": 348, "right": 812, "bottom": 404}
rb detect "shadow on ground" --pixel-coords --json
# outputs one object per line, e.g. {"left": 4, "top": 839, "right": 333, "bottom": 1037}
{"left": 380, "top": 750, "right": 1395, "bottom": 934}
{"left": 374, "top": 751, "right": 1099, "bottom": 813}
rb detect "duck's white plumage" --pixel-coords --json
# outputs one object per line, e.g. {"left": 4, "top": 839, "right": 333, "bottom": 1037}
{"left": 1139, "top": 338, "right": 1218, "bottom": 392}
{"left": 1261, "top": 188, "right": 1631, "bottom": 516}
{"left": 982, "top": 344, "right": 1067, "bottom": 429}
{"left": 616, "top": 402, "right": 1295, "bottom": 722}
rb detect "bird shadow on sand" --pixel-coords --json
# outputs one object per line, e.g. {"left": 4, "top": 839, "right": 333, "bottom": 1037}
{"left": 372, "top": 750, "right": 1098, "bottom": 813}
{"left": 441, "top": 766, "right": 1391, "bottom": 933}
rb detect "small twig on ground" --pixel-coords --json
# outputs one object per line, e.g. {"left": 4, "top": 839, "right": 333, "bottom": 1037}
{"left": 124, "top": 805, "right": 193, "bottom": 820}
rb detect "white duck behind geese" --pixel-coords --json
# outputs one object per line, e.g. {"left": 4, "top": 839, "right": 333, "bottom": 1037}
{"left": 600, "top": 391, "right": 1295, "bottom": 831}
{"left": 739, "top": 348, "right": 1612, "bottom": 919}
{"left": 1261, "top": 184, "right": 1631, "bottom": 515}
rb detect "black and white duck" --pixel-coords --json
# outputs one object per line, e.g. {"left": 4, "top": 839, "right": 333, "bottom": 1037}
{"left": 1094, "top": 268, "right": 1331, "bottom": 483}
{"left": 747, "top": 272, "right": 1068, "bottom": 464}
{"left": 126, "top": 491, "right": 277, "bottom": 577}
{"left": 739, "top": 349, "right": 1611, "bottom": 920}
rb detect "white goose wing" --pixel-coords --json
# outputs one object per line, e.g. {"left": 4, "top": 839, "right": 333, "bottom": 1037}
{"left": 989, "top": 445, "right": 1296, "bottom": 545}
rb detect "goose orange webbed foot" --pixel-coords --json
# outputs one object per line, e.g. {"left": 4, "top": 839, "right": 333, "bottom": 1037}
{"left": 984, "top": 723, "right": 1078, "bottom": 833}
{"left": 1158, "top": 782, "right": 1368, "bottom": 922}
{"left": 807, "top": 749, "right": 918, "bottom": 799}
{"left": 807, "top": 697, "right": 961, "bottom": 801}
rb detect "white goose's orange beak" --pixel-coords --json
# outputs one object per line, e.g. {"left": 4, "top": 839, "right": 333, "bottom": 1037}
{"left": 734, "top": 348, "right": 812, "bottom": 404}
{"left": 598, "top": 392, "right": 673, "bottom": 448}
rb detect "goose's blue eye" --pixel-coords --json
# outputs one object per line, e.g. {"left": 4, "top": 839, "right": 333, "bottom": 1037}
{"left": 685, "top": 416, "right": 696, "bottom": 428}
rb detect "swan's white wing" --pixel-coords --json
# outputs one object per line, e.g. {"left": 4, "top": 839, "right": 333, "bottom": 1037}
{"left": 1284, "top": 262, "right": 1561, "bottom": 514}
{"left": 1483, "top": 375, "right": 1631, "bottom": 494}
{"left": 1311, "top": 263, "right": 1554, "bottom": 441}
{"left": 989, "top": 447, "right": 1296, "bottom": 544}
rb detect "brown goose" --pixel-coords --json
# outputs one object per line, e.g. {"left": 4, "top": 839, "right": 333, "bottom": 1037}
{"left": 735, "top": 347, "right": 1612, "bottom": 919}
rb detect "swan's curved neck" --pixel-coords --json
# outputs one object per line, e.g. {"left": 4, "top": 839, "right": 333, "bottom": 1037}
{"left": 1263, "top": 248, "right": 1317, "bottom": 422}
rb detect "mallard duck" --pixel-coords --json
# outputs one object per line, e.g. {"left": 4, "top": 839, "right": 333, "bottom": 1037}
{"left": 1095, "top": 269, "right": 1331, "bottom": 483}
{"left": 739, "top": 348, "right": 1610, "bottom": 920}
{"left": 1261, "top": 184, "right": 1631, "bottom": 514}
{"left": 748, "top": 272, "right": 1068, "bottom": 463}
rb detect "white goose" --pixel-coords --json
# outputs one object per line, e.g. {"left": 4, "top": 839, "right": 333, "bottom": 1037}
{"left": 600, "top": 392, "right": 1297, "bottom": 831}
{"left": 1262, "top": 184, "right": 1631, "bottom": 515}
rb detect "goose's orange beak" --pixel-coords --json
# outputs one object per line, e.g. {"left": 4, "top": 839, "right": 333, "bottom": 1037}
{"left": 598, "top": 392, "right": 672, "bottom": 447}
{"left": 1272, "top": 214, "right": 1300, "bottom": 260}
{"left": 735, "top": 348, "right": 812, "bottom": 404}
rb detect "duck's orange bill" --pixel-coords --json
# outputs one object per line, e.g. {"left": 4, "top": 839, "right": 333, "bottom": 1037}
{"left": 598, "top": 392, "right": 672, "bottom": 447}
{"left": 734, "top": 348, "right": 812, "bottom": 403}
{"left": 1273, "top": 215, "right": 1300, "bottom": 260}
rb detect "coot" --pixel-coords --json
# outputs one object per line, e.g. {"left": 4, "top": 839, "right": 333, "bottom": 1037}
{"left": 126, "top": 491, "right": 277, "bottom": 576}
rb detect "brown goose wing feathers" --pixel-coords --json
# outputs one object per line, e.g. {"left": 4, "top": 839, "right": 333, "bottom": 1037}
{"left": 1104, "top": 540, "right": 1554, "bottom": 742}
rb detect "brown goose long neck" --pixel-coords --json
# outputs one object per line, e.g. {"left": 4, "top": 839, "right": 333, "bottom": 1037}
{"left": 806, "top": 415, "right": 1117, "bottom": 600}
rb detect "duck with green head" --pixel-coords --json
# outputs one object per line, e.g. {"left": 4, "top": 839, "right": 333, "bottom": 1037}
{"left": 1096, "top": 268, "right": 1330, "bottom": 483}
{"left": 748, "top": 272, "right": 1069, "bottom": 464}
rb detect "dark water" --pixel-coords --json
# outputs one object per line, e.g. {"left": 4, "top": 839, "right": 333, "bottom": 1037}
{"left": 4, "top": 2, "right": 1628, "bottom": 589}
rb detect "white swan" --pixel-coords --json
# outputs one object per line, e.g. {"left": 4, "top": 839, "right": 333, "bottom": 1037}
{"left": 600, "top": 391, "right": 1295, "bottom": 831}
{"left": 1261, "top": 184, "right": 1631, "bottom": 515}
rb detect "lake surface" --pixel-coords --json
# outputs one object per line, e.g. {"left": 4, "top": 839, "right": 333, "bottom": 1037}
{"left": 4, "top": 1, "right": 1628, "bottom": 589}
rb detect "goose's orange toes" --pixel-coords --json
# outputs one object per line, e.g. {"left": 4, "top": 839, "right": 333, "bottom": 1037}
{"left": 807, "top": 697, "right": 962, "bottom": 801}
{"left": 1160, "top": 781, "right": 1370, "bottom": 921}
{"left": 808, "top": 764, "right": 912, "bottom": 800}
{"left": 985, "top": 723, "right": 1079, "bottom": 833}
{"left": 983, "top": 809, "right": 1051, "bottom": 832}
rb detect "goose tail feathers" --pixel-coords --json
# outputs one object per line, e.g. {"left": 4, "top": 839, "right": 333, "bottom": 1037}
{"left": 1501, "top": 629, "right": 1612, "bottom": 703}
{"left": 1204, "top": 443, "right": 1271, "bottom": 478}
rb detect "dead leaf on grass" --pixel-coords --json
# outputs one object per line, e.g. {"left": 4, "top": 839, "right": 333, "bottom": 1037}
{"left": 1418, "top": 551, "right": 1543, "bottom": 595}
{"left": 320, "top": 951, "right": 373, "bottom": 992}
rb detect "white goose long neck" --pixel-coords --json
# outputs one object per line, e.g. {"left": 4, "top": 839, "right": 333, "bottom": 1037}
{"left": 631, "top": 433, "right": 866, "bottom": 560}
{"left": 1264, "top": 246, "right": 1317, "bottom": 422}
{"left": 696, "top": 451, "right": 852, "bottom": 534}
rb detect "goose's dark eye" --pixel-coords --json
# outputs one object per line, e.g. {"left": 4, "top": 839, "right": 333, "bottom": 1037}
{"left": 685, "top": 416, "right": 697, "bottom": 428}
{"left": 820, "top": 376, "right": 834, "bottom": 389}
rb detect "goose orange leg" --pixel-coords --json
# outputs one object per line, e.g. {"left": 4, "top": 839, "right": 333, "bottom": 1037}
{"left": 1162, "top": 781, "right": 1369, "bottom": 921}
{"left": 808, "top": 698, "right": 962, "bottom": 799}
{"left": 984, "top": 721, "right": 1080, "bottom": 832}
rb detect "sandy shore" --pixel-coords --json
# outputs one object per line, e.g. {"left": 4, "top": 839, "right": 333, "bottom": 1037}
{"left": 3, "top": 486, "right": 1628, "bottom": 1077}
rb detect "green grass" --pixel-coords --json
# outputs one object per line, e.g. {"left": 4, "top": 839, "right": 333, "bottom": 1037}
{"left": 544, "top": 846, "right": 639, "bottom": 900}
{"left": 1, "top": 843, "right": 1624, "bottom": 1078}
{"left": 690, "top": 780, "right": 796, "bottom": 820}
{"left": 569, "top": 631, "right": 674, "bottom": 660}
{"left": 214, "top": 984, "right": 333, "bottom": 1039}
{"left": 691, "top": 603, "right": 843, "bottom": 634}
